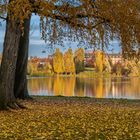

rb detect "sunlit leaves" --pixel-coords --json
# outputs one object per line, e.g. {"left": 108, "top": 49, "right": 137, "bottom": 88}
{"left": 74, "top": 48, "right": 85, "bottom": 73}
{"left": 53, "top": 48, "right": 65, "bottom": 74}
{"left": 95, "top": 50, "right": 105, "bottom": 73}
{"left": 64, "top": 48, "right": 75, "bottom": 74}
{"left": 0, "top": 97, "right": 140, "bottom": 139}
{"left": 8, "top": 0, "right": 32, "bottom": 29}
{"left": 74, "top": 48, "right": 85, "bottom": 62}
{"left": 0, "top": 0, "right": 140, "bottom": 56}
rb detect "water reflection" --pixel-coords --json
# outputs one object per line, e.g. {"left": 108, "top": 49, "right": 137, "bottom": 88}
{"left": 28, "top": 77, "right": 140, "bottom": 99}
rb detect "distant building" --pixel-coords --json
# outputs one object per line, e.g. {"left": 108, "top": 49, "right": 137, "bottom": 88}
{"left": 107, "top": 53, "right": 122, "bottom": 65}
{"left": 84, "top": 50, "right": 95, "bottom": 67}
{"left": 84, "top": 50, "right": 123, "bottom": 66}
{"left": 29, "top": 56, "right": 52, "bottom": 66}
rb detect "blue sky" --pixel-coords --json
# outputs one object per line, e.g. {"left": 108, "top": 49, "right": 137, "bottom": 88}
{"left": 0, "top": 15, "right": 121, "bottom": 58}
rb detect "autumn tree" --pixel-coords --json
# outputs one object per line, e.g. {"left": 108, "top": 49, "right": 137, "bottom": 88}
{"left": 0, "top": 0, "right": 32, "bottom": 109}
{"left": 0, "top": 0, "right": 140, "bottom": 109}
{"left": 0, "top": 8, "right": 31, "bottom": 100}
{"left": 74, "top": 48, "right": 85, "bottom": 73}
{"left": 123, "top": 59, "right": 140, "bottom": 76}
{"left": 112, "top": 63, "right": 122, "bottom": 76}
{"left": 28, "top": 61, "right": 38, "bottom": 76}
{"left": 64, "top": 48, "right": 75, "bottom": 74}
{"left": 14, "top": 17, "right": 31, "bottom": 99}
{"left": 53, "top": 48, "right": 65, "bottom": 74}
{"left": 104, "top": 57, "right": 111, "bottom": 73}
{"left": 95, "top": 50, "right": 105, "bottom": 73}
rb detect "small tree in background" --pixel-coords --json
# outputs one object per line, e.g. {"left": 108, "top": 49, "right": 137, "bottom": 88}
{"left": 28, "top": 62, "right": 37, "bottom": 75}
{"left": 53, "top": 48, "right": 65, "bottom": 74}
{"left": 112, "top": 63, "right": 122, "bottom": 76}
{"left": 123, "top": 59, "right": 139, "bottom": 76}
{"left": 74, "top": 48, "right": 85, "bottom": 73}
{"left": 95, "top": 50, "right": 105, "bottom": 73}
{"left": 64, "top": 48, "right": 75, "bottom": 74}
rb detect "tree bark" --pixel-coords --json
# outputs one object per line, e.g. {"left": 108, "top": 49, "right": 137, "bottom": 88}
{"left": 14, "top": 17, "right": 31, "bottom": 99}
{"left": 0, "top": 18, "right": 21, "bottom": 109}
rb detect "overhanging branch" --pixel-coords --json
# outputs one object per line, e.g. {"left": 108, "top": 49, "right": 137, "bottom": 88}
{"left": 51, "top": 14, "right": 106, "bottom": 30}
{"left": 0, "top": 15, "right": 6, "bottom": 20}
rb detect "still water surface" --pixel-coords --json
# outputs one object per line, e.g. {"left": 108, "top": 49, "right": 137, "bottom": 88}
{"left": 28, "top": 77, "right": 140, "bottom": 99}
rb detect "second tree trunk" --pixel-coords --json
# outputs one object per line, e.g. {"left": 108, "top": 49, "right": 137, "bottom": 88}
{"left": 14, "top": 17, "right": 31, "bottom": 99}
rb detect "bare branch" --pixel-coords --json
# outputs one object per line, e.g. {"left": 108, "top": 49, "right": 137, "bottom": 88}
{"left": 0, "top": 15, "right": 6, "bottom": 20}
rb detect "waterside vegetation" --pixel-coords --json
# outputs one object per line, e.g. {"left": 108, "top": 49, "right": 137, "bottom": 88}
{"left": 27, "top": 48, "right": 140, "bottom": 78}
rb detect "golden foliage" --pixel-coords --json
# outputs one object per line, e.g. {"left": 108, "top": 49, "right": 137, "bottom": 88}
{"left": 74, "top": 48, "right": 85, "bottom": 63}
{"left": 0, "top": 97, "right": 140, "bottom": 139}
{"left": 8, "top": 0, "right": 32, "bottom": 32}
{"left": 0, "top": 0, "right": 140, "bottom": 53}
{"left": 95, "top": 50, "right": 105, "bottom": 73}
{"left": 124, "top": 59, "right": 140, "bottom": 76}
{"left": 28, "top": 62, "right": 38, "bottom": 75}
{"left": 53, "top": 48, "right": 65, "bottom": 74}
{"left": 28, "top": 60, "right": 53, "bottom": 76}
{"left": 74, "top": 48, "right": 85, "bottom": 73}
{"left": 64, "top": 48, "right": 75, "bottom": 74}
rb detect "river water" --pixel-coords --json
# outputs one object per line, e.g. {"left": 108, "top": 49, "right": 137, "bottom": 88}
{"left": 28, "top": 77, "right": 140, "bottom": 99}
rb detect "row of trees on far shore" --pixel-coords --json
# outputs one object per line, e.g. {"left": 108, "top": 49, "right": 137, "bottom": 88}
{"left": 27, "top": 48, "right": 140, "bottom": 77}
{"left": 53, "top": 48, "right": 85, "bottom": 74}
{"left": 28, "top": 48, "right": 85, "bottom": 76}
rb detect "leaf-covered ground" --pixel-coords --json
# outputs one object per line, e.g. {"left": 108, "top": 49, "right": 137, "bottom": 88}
{"left": 0, "top": 97, "right": 140, "bottom": 140}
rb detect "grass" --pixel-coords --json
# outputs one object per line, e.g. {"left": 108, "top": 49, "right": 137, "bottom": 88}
{"left": 28, "top": 72, "right": 54, "bottom": 77}
{"left": 76, "top": 71, "right": 110, "bottom": 78}
{"left": 28, "top": 67, "right": 140, "bottom": 78}
{"left": 0, "top": 96, "right": 140, "bottom": 139}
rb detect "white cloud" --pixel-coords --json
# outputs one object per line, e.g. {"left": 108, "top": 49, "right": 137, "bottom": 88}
{"left": 30, "top": 39, "right": 45, "bottom": 45}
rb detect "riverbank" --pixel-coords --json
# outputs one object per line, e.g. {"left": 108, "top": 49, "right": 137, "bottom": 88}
{"left": 27, "top": 73, "right": 139, "bottom": 79}
{"left": 28, "top": 67, "right": 140, "bottom": 78}
{"left": 0, "top": 96, "right": 140, "bottom": 139}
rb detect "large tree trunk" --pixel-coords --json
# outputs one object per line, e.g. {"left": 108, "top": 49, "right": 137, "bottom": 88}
{"left": 0, "top": 19, "right": 21, "bottom": 110}
{"left": 14, "top": 17, "right": 31, "bottom": 99}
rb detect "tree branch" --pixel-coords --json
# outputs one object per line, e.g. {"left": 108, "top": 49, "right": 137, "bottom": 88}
{"left": 0, "top": 15, "right": 6, "bottom": 20}
{"left": 50, "top": 14, "right": 107, "bottom": 30}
